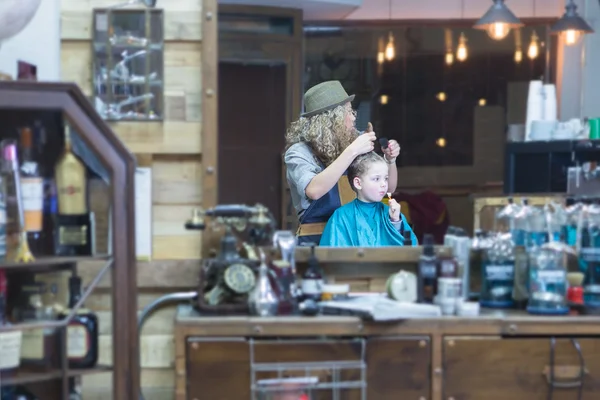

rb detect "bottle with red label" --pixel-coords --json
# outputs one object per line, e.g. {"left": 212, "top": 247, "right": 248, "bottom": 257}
{"left": 58, "top": 274, "right": 99, "bottom": 369}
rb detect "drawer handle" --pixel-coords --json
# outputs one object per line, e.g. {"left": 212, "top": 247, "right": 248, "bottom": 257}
{"left": 545, "top": 337, "right": 586, "bottom": 400}
{"left": 542, "top": 365, "right": 588, "bottom": 388}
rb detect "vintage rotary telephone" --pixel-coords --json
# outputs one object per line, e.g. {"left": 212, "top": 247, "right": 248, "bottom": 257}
{"left": 184, "top": 203, "right": 276, "bottom": 314}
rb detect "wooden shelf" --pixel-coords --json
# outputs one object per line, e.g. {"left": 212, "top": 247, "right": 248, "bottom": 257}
{"left": 1, "top": 365, "right": 112, "bottom": 386}
{"left": 0, "top": 81, "right": 138, "bottom": 400}
{"left": 292, "top": 246, "right": 449, "bottom": 264}
{"left": 0, "top": 255, "right": 112, "bottom": 272}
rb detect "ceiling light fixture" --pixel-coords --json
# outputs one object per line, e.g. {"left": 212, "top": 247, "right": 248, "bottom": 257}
{"left": 474, "top": 0, "right": 524, "bottom": 41}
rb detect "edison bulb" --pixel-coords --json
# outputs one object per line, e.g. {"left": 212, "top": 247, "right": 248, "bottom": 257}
{"left": 456, "top": 33, "right": 468, "bottom": 62}
{"left": 436, "top": 92, "right": 446, "bottom": 102}
{"left": 445, "top": 52, "right": 454, "bottom": 66}
{"left": 514, "top": 49, "right": 523, "bottom": 63}
{"left": 380, "top": 95, "right": 388, "bottom": 105}
{"left": 377, "top": 51, "right": 385, "bottom": 64}
{"left": 456, "top": 44, "right": 468, "bottom": 62}
{"left": 565, "top": 29, "right": 581, "bottom": 46}
{"left": 528, "top": 40, "right": 539, "bottom": 59}
{"left": 436, "top": 137, "right": 446, "bottom": 148}
{"left": 487, "top": 22, "right": 510, "bottom": 40}
{"left": 385, "top": 40, "right": 395, "bottom": 61}
{"left": 528, "top": 32, "right": 539, "bottom": 60}
{"left": 479, "top": 98, "right": 487, "bottom": 106}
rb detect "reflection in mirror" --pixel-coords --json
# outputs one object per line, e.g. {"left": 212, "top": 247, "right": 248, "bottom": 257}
{"left": 304, "top": 23, "right": 556, "bottom": 167}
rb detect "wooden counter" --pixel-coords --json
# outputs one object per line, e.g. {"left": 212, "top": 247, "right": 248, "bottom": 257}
{"left": 175, "top": 305, "right": 600, "bottom": 400}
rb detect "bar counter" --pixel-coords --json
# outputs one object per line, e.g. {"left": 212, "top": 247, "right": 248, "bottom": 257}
{"left": 175, "top": 305, "right": 600, "bottom": 400}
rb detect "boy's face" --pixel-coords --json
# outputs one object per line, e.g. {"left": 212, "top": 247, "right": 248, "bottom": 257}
{"left": 353, "top": 161, "right": 389, "bottom": 202}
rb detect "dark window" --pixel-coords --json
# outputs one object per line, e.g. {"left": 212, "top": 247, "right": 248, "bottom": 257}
{"left": 304, "top": 24, "right": 555, "bottom": 167}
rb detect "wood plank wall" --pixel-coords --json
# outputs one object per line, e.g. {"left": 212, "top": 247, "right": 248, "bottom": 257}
{"left": 60, "top": 0, "right": 207, "bottom": 398}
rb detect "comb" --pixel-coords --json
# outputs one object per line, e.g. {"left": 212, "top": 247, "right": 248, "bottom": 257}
{"left": 379, "top": 137, "right": 389, "bottom": 150}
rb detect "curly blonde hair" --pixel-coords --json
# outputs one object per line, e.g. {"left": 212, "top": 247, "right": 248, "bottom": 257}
{"left": 285, "top": 104, "right": 359, "bottom": 166}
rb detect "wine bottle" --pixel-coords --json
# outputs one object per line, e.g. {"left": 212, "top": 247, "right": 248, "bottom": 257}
{"left": 19, "top": 127, "right": 44, "bottom": 256}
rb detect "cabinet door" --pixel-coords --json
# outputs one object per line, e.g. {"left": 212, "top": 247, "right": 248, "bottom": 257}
{"left": 186, "top": 337, "right": 250, "bottom": 399}
{"left": 367, "top": 336, "right": 431, "bottom": 400}
{"left": 444, "top": 337, "right": 600, "bottom": 400}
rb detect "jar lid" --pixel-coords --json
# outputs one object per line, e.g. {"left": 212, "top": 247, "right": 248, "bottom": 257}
{"left": 322, "top": 284, "right": 350, "bottom": 294}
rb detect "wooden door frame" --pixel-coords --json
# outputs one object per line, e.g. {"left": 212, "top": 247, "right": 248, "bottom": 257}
{"left": 202, "top": 4, "right": 302, "bottom": 253}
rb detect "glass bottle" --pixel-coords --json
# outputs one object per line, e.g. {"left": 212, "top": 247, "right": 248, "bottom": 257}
{"left": 55, "top": 125, "right": 87, "bottom": 216}
{"left": 417, "top": 234, "right": 438, "bottom": 303}
{"left": 1, "top": 140, "right": 26, "bottom": 260}
{"left": 301, "top": 244, "right": 323, "bottom": 302}
{"left": 58, "top": 275, "right": 99, "bottom": 369}
{"left": 0, "top": 269, "right": 23, "bottom": 379}
{"left": 19, "top": 127, "right": 44, "bottom": 256}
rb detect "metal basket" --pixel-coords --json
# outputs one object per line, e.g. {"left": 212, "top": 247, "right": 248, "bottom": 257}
{"left": 250, "top": 339, "right": 367, "bottom": 400}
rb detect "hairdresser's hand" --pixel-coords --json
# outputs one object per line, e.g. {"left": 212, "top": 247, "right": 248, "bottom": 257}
{"left": 346, "top": 131, "right": 376, "bottom": 158}
{"left": 389, "top": 198, "right": 401, "bottom": 222}
{"left": 383, "top": 140, "right": 400, "bottom": 163}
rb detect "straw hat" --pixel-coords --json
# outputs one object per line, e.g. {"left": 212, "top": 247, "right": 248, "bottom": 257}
{"left": 301, "top": 80, "right": 355, "bottom": 118}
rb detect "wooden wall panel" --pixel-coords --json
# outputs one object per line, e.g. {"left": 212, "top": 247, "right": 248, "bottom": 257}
{"left": 60, "top": 0, "right": 203, "bottom": 41}
{"left": 60, "top": 0, "right": 208, "bottom": 397}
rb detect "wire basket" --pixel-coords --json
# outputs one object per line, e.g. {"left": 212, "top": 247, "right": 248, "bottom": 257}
{"left": 250, "top": 338, "right": 367, "bottom": 400}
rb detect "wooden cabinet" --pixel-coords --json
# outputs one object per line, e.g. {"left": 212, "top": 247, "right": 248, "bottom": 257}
{"left": 176, "top": 310, "right": 600, "bottom": 400}
{"left": 185, "top": 336, "right": 431, "bottom": 400}
{"left": 444, "top": 337, "right": 600, "bottom": 400}
{"left": 366, "top": 337, "right": 430, "bottom": 400}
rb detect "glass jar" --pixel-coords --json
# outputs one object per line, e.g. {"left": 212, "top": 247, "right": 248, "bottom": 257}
{"left": 480, "top": 233, "right": 515, "bottom": 308}
{"left": 527, "top": 247, "right": 568, "bottom": 315}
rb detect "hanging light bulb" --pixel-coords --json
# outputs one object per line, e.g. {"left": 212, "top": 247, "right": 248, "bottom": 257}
{"left": 550, "top": 0, "right": 594, "bottom": 46}
{"left": 385, "top": 32, "right": 395, "bottom": 61}
{"left": 479, "top": 98, "right": 487, "bottom": 106}
{"left": 528, "top": 31, "right": 539, "bottom": 60}
{"left": 564, "top": 29, "right": 581, "bottom": 45}
{"left": 513, "top": 28, "right": 522, "bottom": 64}
{"left": 514, "top": 48, "right": 523, "bottom": 63}
{"left": 380, "top": 95, "right": 389, "bottom": 105}
{"left": 456, "top": 33, "right": 468, "bottom": 62}
{"left": 377, "top": 37, "right": 385, "bottom": 64}
{"left": 436, "top": 92, "right": 447, "bottom": 102}
{"left": 436, "top": 137, "right": 447, "bottom": 148}
{"left": 445, "top": 51, "right": 454, "bottom": 66}
{"left": 474, "top": 0, "right": 523, "bottom": 41}
{"left": 487, "top": 22, "right": 511, "bottom": 40}
{"left": 444, "top": 29, "right": 454, "bottom": 66}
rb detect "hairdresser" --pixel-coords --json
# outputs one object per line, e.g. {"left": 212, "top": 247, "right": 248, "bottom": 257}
{"left": 284, "top": 80, "right": 400, "bottom": 245}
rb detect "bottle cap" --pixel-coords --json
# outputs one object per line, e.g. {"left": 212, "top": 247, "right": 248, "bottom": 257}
{"left": 2, "top": 143, "right": 17, "bottom": 161}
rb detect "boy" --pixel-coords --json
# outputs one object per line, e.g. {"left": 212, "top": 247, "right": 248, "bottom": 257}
{"left": 319, "top": 152, "right": 418, "bottom": 247}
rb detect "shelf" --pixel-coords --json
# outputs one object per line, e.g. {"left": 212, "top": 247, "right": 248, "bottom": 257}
{"left": 93, "top": 42, "right": 163, "bottom": 51}
{"left": 0, "top": 365, "right": 111, "bottom": 386}
{"left": 0, "top": 255, "right": 112, "bottom": 272}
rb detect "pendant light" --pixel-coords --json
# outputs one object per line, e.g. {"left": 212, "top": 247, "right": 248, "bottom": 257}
{"left": 377, "top": 37, "right": 385, "bottom": 65}
{"left": 444, "top": 29, "right": 454, "bottom": 66}
{"left": 527, "top": 31, "right": 539, "bottom": 60}
{"left": 385, "top": 31, "right": 395, "bottom": 61}
{"left": 550, "top": 0, "right": 594, "bottom": 46}
{"left": 456, "top": 33, "right": 468, "bottom": 62}
{"left": 514, "top": 28, "right": 522, "bottom": 63}
{"left": 384, "top": 0, "right": 395, "bottom": 61}
{"left": 474, "top": 0, "right": 523, "bottom": 41}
